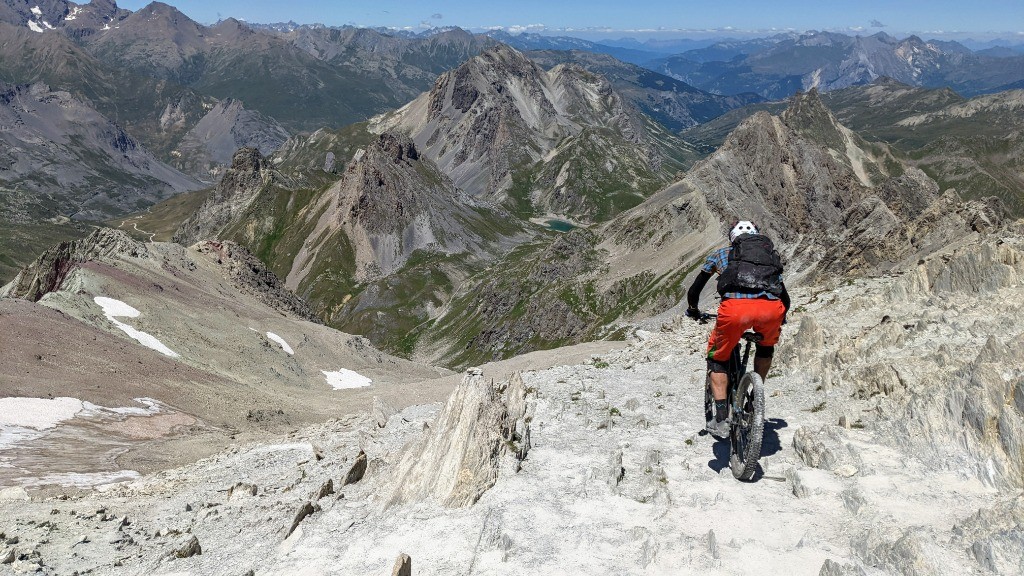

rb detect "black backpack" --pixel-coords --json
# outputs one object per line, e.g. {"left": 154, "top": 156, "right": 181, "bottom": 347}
{"left": 717, "top": 234, "right": 784, "bottom": 296}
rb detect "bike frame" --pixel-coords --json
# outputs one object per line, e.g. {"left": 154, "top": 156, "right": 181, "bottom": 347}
{"left": 726, "top": 334, "right": 758, "bottom": 414}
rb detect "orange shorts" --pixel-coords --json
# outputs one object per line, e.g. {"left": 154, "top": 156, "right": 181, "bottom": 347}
{"left": 706, "top": 297, "right": 785, "bottom": 362}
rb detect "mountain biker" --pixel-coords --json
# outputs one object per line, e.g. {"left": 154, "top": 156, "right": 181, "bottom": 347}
{"left": 685, "top": 220, "right": 790, "bottom": 439}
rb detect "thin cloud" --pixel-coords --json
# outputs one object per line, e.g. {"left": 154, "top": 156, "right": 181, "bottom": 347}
{"left": 431, "top": 13, "right": 443, "bottom": 20}
{"left": 490, "top": 23, "right": 548, "bottom": 34}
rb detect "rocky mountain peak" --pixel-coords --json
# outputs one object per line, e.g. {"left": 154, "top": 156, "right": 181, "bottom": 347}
{"left": 209, "top": 17, "right": 255, "bottom": 42}
{"left": 373, "top": 42, "right": 683, "bottom": 221}
{"left": 173, "top": 147, "right": 277, "bottom": 246}
{"left": 364, "top": 132, "right": 419, "bottom": 165}
{"left": 220, "top": 146, "right": 268, "bottom": 191}
{"left": 869, "top": 31, "right": 897, "bottom": 44}
{"left": 345, "top": 143, "right": 427, "bottom": 233}
{"left": 475, "top": 43, "right": 537, "bottom": 73}
{"left": 780, "top": 88, "right": 843, "bottom": 142}
{"left": 96, "top": 1, "right": 205, "bottom": 50}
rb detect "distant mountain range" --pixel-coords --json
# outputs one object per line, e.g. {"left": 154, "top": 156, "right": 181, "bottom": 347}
{"left": 0, "top": 1, "right": 753, "bottom": 221}
{"left": 652, "top": 31, "right": 1024, "bottom": 98}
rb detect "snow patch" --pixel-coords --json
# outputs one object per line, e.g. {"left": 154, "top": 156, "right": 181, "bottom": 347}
{"left": 0, "top": 397, "right": 84, "bottom": 431}
{"left": 27, "top": 20, "right": 43, "bottom": 33}
{"left": 248, "top": 328, "right": 294, "bottom": 355}
{"left": 30, "top": 5, "right": 41, "bottom": 15}
{"left": 66, "top": 6, "right": 82, "bottom": 20}
{"left": 94, "top": 296, "right": 180, "bottom": 358}
{"left": 266, "top": 332, "right": 294, "bottom": 355}
{"left": 0, "top": 397, "right": 165, "bottom": 451}
{"left": 81, "top": 397, "right": 163, "bottom": 417}
{"left": 42, "top": 20, "right": 53, "bottom": 29}
{"left": 19, "top": 471, "right": 141, "bottom": 488}
{"left": 322, "top": 369, "right": 372, "bottom": 390}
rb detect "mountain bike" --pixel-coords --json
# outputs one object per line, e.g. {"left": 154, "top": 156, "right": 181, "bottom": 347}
{"left": 699, "top": 313, "right": 766, "bottom": 481}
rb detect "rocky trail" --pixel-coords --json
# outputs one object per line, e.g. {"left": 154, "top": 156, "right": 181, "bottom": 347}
{"left": 2, "top": 229, "right": 1022, "bottom": 575}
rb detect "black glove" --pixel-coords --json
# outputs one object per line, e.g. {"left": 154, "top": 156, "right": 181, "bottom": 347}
{"left": 685, "top": 307, "right": 701, "bottom": 321}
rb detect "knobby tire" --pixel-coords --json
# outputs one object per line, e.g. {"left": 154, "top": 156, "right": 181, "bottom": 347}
{"left": 703, "top": 373, "right": 714, "bottom": 430}
{"left": 730, "top": 372, "right": 765, "bottom": 481}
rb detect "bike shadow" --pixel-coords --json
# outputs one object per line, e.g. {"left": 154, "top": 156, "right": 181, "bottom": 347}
{"left": 706, "top": 418, "right": 789, "bottom": 482}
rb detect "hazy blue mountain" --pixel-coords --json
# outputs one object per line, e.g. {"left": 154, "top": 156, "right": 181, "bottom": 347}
{"left": 653, "top": 31, "right": 1024, "bottom": 99}
{"left": 483, "top": 30, "right": 663, "bottom": 65}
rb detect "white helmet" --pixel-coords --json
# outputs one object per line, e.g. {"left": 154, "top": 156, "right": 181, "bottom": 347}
{"left": 729, "top": 220, "right": 758, "bottom": 242}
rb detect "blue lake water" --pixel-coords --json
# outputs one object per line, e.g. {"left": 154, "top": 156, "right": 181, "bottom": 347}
{"left": 545, "top": 219, "right": 575, "bottom": 232}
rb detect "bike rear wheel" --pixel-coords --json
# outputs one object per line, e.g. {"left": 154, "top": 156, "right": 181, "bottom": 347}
{"left": 729, "top": 372, "right": 765, "bottom": 480}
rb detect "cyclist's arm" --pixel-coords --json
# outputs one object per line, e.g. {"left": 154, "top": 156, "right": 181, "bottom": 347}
{"left": 687, "top": 270, "right": 713, "bottom": 309}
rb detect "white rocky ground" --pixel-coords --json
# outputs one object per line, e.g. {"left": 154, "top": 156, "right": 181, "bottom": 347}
{"left": 1, "top": 231, "right": 1022, "bottom": 575}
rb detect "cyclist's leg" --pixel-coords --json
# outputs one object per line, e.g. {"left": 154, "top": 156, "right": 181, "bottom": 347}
{"left": 751, "top": 299, "right": 786, "bottom": 381}
{"left": 753, "top": 349, "right": 773, "bottom": 382}
{"left": 706, "top": 299, "right": 745, "bottom": 403}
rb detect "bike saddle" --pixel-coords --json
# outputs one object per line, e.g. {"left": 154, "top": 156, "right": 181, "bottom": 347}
{"left": 741, "top": 332, "right": 764, "bottom": 343}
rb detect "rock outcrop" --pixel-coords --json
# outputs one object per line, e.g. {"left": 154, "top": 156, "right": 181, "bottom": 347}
{"left": 388, "top": 370, "right": 533, "bottom": 507}
{"left": 192, "top": 240, "right": 319, "bottom": 322}
{"left": 1, "top": 228, "right": 148, "bottom": 301}
{"left": 174, "top": 147, "right": 278, "bottom": 246}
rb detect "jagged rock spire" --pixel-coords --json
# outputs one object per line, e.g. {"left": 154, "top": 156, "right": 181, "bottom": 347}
{"left": 387, "top": 370, "right": 533, "bottom": 508}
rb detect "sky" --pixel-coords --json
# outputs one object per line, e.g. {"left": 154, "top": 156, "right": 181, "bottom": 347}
{"left": 116, "top": 0, "right": 1024, "bottom": 40}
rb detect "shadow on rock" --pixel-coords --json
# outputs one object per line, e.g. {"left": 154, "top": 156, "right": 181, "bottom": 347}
{"left": 761, "top": 418, "right": 788, "bottom": 457}
{"left": 707, "top": 437, "right": 731, "bottom": 473}
{"left": 705, "top": 418, "right": 789, "bottom": 480}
